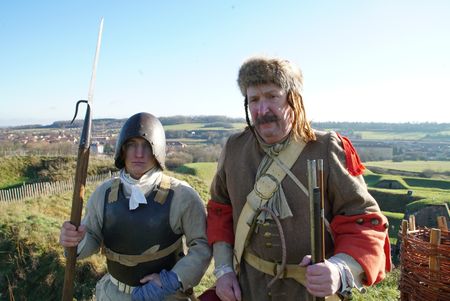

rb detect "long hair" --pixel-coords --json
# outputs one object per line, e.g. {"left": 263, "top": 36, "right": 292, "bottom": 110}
{"left": 286, "top": 90, "right": 316, "bottom": 142}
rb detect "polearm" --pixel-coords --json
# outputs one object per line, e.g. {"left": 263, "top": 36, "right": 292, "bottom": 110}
{"left": 307, "top": 159, "right": 325, "bottom": 301}
{"left": 62, "top": 18, "right": 104, "bottom": 301}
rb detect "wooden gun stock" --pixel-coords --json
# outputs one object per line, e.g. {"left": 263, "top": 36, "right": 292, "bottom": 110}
{"left": 308, "top": 159, "right": 325, "bottom": 301}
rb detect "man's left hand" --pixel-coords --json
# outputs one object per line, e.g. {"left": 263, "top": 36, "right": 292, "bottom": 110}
{"left": 132, "top": 270, "right": 181, "bottom": 301}
{"left": 299, "top": 255, "right": 341, "bottom": 297}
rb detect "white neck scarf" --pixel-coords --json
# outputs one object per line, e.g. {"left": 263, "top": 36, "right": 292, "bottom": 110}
{"left": 119, "top": 167, "right": 162, "bottom": 210}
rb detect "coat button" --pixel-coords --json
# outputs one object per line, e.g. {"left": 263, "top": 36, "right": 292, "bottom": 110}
{"left": 264, "top": 232, "right": 272, "bottom": 238}
{"left": 384, "top": 223, "right": 389, "bottom": 229}
{"left": 356, "top": 218, "right": 364, "bottom": 224}
{"left": 371, "top": 218, "right": 380, "bottom": 225}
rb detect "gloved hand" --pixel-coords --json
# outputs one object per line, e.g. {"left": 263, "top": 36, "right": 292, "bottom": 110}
{"left": 132, "top": 269, "right": 181, "bottom": 301}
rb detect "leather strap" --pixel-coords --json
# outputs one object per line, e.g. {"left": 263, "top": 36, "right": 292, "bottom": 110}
{"left": 233, "top": 139, "right": 307, "bottom": 271}
{"left": 244, "top": 251, "right": 341, "bottom": 301}
{"left": 154, "top": 174, "right": 171, "bottom": 204}
{"left": 104, "top": 236, "right": 182, "bottom": 267}
{"left": 108, "top": 178, "right": 121, "bottom": 203}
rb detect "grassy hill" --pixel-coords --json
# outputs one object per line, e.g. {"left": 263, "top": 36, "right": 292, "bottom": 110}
{"left": 0, "top": 170, "right": 212, "bottom": 301}
{"left": 0, "top": 155, "right": 117, "bottom": 189}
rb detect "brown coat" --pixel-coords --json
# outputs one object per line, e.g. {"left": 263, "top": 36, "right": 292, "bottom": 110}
{"left": 210, "top": 128, "right": 380, "bottom": 301}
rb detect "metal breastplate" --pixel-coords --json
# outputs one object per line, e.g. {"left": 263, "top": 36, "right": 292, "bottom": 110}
{"left": 103, "top": 184, "right": 182, "bottom": 286}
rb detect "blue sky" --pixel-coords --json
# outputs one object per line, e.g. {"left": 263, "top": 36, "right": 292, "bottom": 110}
{"left": 1, "top": 1, "right": 449, "bottom": 126}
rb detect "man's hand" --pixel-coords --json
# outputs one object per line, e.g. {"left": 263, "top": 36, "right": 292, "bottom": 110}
{"left": 59, "top": 221, "right": 86, "bottom": 247}
{"left": 299, "top": 255, "right": 341, "bottom": 297}
{"left": 215, "top": 272, "right": 242, "bottom": 301}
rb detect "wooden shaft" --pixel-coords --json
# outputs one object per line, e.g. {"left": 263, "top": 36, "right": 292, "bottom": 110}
{"left": 62, "top": 148, "right": 90, "bottom": 301}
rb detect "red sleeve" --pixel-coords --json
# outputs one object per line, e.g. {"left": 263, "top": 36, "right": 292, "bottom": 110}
{"left": 336, "top": 133, "right": 365, "bottom": 176}
{"left": 206, "top": 200, "right": 234, "bottom": 246}
{"left": 331, "top": 212, "right": 392, "bottom": 285}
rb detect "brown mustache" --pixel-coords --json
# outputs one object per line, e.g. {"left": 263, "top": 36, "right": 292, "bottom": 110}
{"left": 255, "top": 115, "right": 279, "bottom": 125}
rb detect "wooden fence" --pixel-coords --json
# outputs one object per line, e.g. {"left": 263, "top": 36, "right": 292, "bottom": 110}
{"left": 0, "top": 171, "right": 119, "bottom": 203}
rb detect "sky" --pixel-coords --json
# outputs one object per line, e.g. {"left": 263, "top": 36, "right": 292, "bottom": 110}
{"left": 1, "top": 1, "right": 449, "bottom": 127}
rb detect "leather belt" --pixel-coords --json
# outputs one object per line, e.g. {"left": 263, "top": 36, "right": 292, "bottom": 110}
{"left": 243, "top": 251, "right": 341, "bottom": 301}
{"left": 243, "top": 250, "right": 307, "bottom": 286}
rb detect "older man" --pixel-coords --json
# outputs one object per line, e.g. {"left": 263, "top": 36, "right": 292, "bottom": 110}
{"left": 60, "top": 112, "right": 211, "bottom": 301}
{"left": 205, "top": 57, "right": 391, "bottom": 301}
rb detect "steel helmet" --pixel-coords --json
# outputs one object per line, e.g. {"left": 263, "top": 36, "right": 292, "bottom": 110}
{"left": 114, "top": 112, "right": 166, "bottom": 169}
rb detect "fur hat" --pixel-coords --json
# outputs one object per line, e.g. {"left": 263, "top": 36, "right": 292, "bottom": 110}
{"left": 237, "top": 56, "right": 304, "bottom": 96}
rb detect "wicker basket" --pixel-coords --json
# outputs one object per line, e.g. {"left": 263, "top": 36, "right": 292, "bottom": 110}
{"left": 399, "top": 223, "right": 450, "bottom": 301}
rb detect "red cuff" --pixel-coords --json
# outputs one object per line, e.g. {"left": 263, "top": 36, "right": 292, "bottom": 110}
{"left": 206, "top": 200, "right": 234, "bottom": 246}
{"left": 331, "top": 212, "right": 392, "bottom": 285}
{"left": 337, "top": 133, "right": 365, "bottom": 176}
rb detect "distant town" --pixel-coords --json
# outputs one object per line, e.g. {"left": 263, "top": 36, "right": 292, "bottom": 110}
{"left": 1, "top": 117, "right": 450, "bottom": 163}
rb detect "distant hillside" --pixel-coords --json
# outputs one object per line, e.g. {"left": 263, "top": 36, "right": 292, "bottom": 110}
{"left": 7, "top": 116, "right": 247, "bottom": 130}
{"left": 7, "top": 117, "right": 450, "bottom": 132}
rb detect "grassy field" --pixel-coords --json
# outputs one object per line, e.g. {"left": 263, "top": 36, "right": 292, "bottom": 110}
{"left": 166, "top": 138, "right": 209, "bottom": 144}
{"left": 163, "top": 122, "right": 246, "bottom": 131}
{"left": 357, "top": 131, "right": 433, "bottom": 140}
{"left": 175, "top": 162, "right": 217, "bottom": 188}
{"left": 366, "top": 160, "right": 450, "bottom": 173}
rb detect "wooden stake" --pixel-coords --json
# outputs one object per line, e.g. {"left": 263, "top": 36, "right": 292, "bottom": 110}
{"left": 437, "top": 216, "right": 448, "bottom": 232}
{"left": 408, "top": 215, "right": 416, "bottom": 231}
{"left": 429, "top": 228, "right": 441, "bottom": 279}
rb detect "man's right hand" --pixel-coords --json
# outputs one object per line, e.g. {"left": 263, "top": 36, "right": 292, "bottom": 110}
{"left": 59, "top": 221, "right": 86, "bottom": 247}
{"left": 215, "top": 272, "right": 242, "bottom": 301}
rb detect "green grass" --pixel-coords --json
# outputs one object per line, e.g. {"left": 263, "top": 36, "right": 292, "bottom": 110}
{"left": 0, "top": 187, "right": 105, "bottom": 300}
{"left": 365, "top": 160, "right": 450, "bottom": 173}
{"left": 163, "top": 123, "right": 245, "bottom": 131}
{"left": 175, "top": 162, "right": 217, "bottom": 188}
{"left": 357, "top": 131, "right": 431, "bottom": 140}
{"left": 0, "top": 171, "right": 212, "bottom": 301}
{"left": 352, "top": 268, "right": 400, "bottom": 301}
{"left": 382, "top": 211, "right": 404, "bottom": 245}
{"left": 403, "top": 177, "right": 450, "bottom": 189}
{"left": 0, "top": 155, "right": 117, "bottom": 189}
{"left": 166, "top": 138, "right": 209, "bottom": 144}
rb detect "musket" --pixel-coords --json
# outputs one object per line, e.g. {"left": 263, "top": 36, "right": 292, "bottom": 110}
{"left": 62, "top": 18, "right": 104, "bottom": 301}
{"left": 307, "top": 159, "right": 325, "bottom": 301}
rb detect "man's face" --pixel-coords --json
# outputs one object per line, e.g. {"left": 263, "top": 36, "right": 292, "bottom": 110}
{"left": 123, "top": 137, "right": 156, "bottom": 179}
{"left": 247, "top": 83, "right": 294, "bottom": 144}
